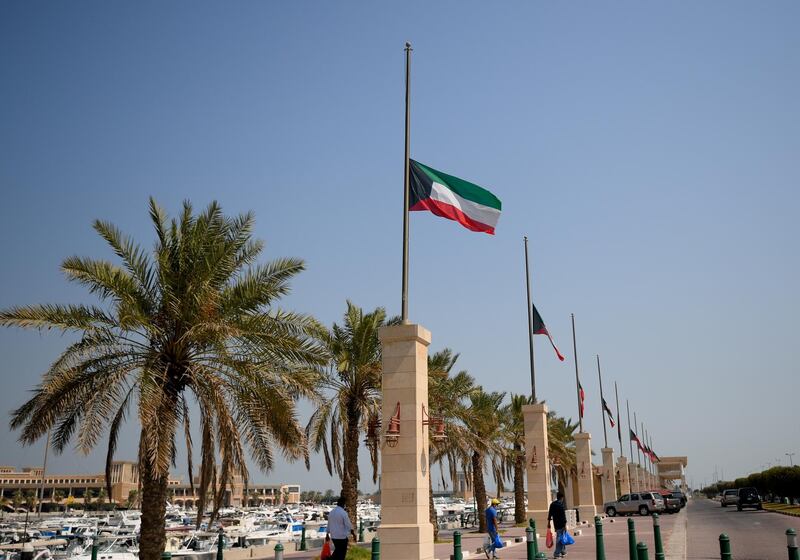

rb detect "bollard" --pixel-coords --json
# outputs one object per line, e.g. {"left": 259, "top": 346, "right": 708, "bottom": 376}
{"left": 595, "top": 516, "right": 606, "bottom": 560}
{"left": 371, "top": 536, "right": 380, "bottom": 560}
{"left": 217, "top": 528, "right": 224, "bottom": 560}
{"left": 300, "top": 523, "right": 307, "bottom": 551}
{"left": 637, "top": 542, "right": 650, "bottom": 560}
{"left": 273, "top": 542, "right": 284, "bottom": 560}
{"left": 535, "top": 553, "right": 548, "bottom": 559}
{"left": 719, "top": 533, "right": 732, "bottom": 560}
{"left": 526, "top": 527, "right": 535, "bottom": 560}
{"left": 529, "top": 518, "right": 539, "bottom": 555}
{"left": 652, "top": 514, "right": 665, "bottom": 560}
{"left": 91, "top": 544, "right": 98, "bottom": 560}
{"left": 453, "top": 530, "right": 463, "bottom": 560}
{"left": 359, "top": 518, "right": 364, "bottom": 543}
{"left": 628, "top": 518, "right": 638, "bottom": 560}
{"left": 161, "top": 554, "right": 171, "bottom": 560}
{"left": 787, "top": 529, "right": 798, "bottom": 560}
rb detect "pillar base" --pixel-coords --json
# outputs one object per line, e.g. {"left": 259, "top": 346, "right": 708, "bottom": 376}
{"left": 378, "top": 523, "right": 435, "bottom": 560}
{"left": 577, "top": 504, "right": 597, "bottom": 523}
{"left": 526, "top": 509, "right": 550, "bottom": 533}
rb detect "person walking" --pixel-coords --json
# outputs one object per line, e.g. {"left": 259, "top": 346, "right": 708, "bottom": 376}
{"left": 327, "top": 496, "right": 354, "bottom": 560}
{"left": 484, "top": 498, "right": 501, "bottom": 559}
{"left": 548, "top": 492, "right": 568, "bottom": 559}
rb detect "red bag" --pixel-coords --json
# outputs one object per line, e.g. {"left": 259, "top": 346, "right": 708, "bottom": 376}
{"left": 546, "top": 528, "right": 554, "bottom": 549}
{"left": 321, "top": 535, "right": 332, "bottom": 559}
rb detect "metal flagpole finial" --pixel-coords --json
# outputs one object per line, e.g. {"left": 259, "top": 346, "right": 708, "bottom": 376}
{"left": 405, "top": 42, "right": 412, "bottom": 49}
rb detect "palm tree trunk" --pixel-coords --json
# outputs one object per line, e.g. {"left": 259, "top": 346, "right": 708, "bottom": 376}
{"left": 138, "top": 461, "right": 169, "bottom": 560}
{"left": 513, "top": 442, "right": 526, "bottom": 524}
{"left": 472, "top": 451, "right": 487, "bottom": 533}
{"left": 428, "top": 473, "right": 439, "bottom": 541}
{"left": 340, "top": 403, "right": 361, "bottom": 528}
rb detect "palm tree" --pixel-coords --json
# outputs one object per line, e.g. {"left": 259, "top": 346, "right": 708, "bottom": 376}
{"left": 547, "top": 412, "right": 579, "bottom": 494}
{"left": 306, "top": 302, "right": 393, "bottom": 524}
{"left": 463, "top": 389, "right": 507, "bottom": 533}
{"left": 504, "top": 393, "right": 533, "bottom": 524}
{"left": 427, "top": 349, "right": 477, "bottom": 540}
{"left": 2, "top": 200, "right": 327, "bottom": 560}
{"left": 125, "top": 489, "right": 139, "bottom": 510}
{"left": 52, "top": 490, "right": 65, "bottom": 512}
{"left": 84, "top": 489, "right": 94, "bottom": 510}
{"left": 11, "top": 490, "right": 23, "bottom": 512}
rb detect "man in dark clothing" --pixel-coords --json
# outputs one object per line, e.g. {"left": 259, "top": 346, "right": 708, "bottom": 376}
{"left": 547, "top": 492, "right": 568, "bottom": 559}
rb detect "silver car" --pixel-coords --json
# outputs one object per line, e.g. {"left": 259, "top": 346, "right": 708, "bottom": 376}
{"left": 604, "top": 492, "right": 665, "bottom": 516}
{"left": 721, "top": 489, "right": 739, "bottom": 507}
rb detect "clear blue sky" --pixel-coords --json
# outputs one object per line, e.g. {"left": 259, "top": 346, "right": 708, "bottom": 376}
{"left": 1, "top": 1, "right": 798, "bottom": 492}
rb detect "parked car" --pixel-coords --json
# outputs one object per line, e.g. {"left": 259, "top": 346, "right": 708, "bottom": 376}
{"left": 670, "top": 491, "right": 687, "bottom": 507}
{"left": 604, "top": 492, "right": 665, "bottom": 517}
{"left": 737, "top": 487, "right": 762, "bottom": 511}
{"left": 721, "top": 489, "right": 739, "bottom": 507}
{"left": 657, "top": 491, "right": 681, "bottom": 513}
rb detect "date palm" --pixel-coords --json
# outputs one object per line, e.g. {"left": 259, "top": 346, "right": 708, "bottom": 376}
{"left": 504, "top": 393, "right": 533, "bottom": 524}
{"left": 306, "top": 302, "right": 394, "bottom": 524}
{"left": 463, "top": 389, "right": 507, "bottom": 533}
{"left": 427, "top": 349, "right": 477, "bottom": 540}
{"left": 1, "top": 199, "right": 326, "bottom": 560}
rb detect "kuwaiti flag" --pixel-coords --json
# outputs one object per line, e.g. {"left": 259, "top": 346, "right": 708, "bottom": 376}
{"left": 602, "top": 398, "right": 616, "bottom": 428}
{"left": 409, "top": 160, "right": 502, "bottom": 234}
{"left": 532, "top": 304, "right": 565, "bottom": 361}
{"left": 578, "top": 381, "right": 585, "bottom": 418}
{"left": 630, "top": 429, "right": 643, "bottom": 450}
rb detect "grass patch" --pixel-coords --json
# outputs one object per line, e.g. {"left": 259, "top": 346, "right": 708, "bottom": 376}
{"left": 763, "top": 503, "right": 800, "bottom": 516}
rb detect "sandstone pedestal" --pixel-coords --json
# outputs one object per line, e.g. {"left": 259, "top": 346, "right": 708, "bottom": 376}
{"left": 378, "top": 324, "right": 434, "bottom": 560}
{"left": 618, "top": 456, "right": 631, "bottom": 496}
{"left": 523, "top": 403, "right": 550, "bottom": 530}
{"left": 600, "top": 448, "right": 617, "bottom": 503}
{"left": 574, "top": 433, "right": 596, "bottom": 521}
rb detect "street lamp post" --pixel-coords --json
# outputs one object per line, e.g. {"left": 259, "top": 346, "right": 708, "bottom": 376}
{"left": 787, "top": 453, "right": 796, "bottom": 467}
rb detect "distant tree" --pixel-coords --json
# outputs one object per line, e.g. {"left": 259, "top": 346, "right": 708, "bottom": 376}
{"left": 52, "top": 490, "right": 65, "bottom": 512}
{"left": 0, "top": 496, "right": 9, "bottom": 518}
{"left": 97, "top": 487, "right": 107, "bottom": 506}
{"left": 24, "top": 490, "right": 37, "bottom": 512}
{"left": 84, "top": 489, "right": 94, "bottom": 510}
{"left": 323, "top": 489, "right": 334, "bottom": 502}
{"left": 126, "top": 489, "right": 139, "bottom": 509}
{"left": 12, "top": 490, "right": 23, "bottom": 511}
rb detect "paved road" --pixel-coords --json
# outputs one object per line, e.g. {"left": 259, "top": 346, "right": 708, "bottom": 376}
{"left": 686, "top": 497, "right": 800, "bottom": 560}
{"left": 277, "top": 498, "right": 800, "bottom": 559}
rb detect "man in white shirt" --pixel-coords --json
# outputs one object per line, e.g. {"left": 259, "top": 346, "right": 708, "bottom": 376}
{"left": 327, "top": 496, "right": 354, "bottom": 560}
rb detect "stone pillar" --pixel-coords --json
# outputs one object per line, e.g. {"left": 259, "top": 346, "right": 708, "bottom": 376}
{"left": 523, "top": 403, "right": 550, "bottom": 530}
{"left": 573, "top": 433, "right": 596, "bottom": 521}
{"left": 378, "top": 324, "right": 434, "bottom": 560}
{"left": 600, "top": 448, "right": 617, "bottom": 503}
{"left": 618, "top": 456, "right": 631, "bottom": 496}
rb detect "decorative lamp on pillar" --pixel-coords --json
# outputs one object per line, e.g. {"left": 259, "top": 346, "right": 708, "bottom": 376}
{"left": 385, "top": 402, "right": 401, "bottom": 448}
{"left": 580, "top": 462, "right": 587, "bottom": 479}
{"left": 530, "top": 446, "right": 538, "bottom": 470}
{"left": 421, "top": 404, "right": 446, "bottom": 442}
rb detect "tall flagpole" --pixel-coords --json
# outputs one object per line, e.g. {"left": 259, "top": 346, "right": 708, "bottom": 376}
{"left": 37, "top": 429, "right": 51, "bottom": 517}
{"left": 640, "top": 418, "right": 647, "bottom": 482}
{"left": 524, "top": 237, "right": 537, "bottom": 401}
{"left": 596, "top": 355, "right": 608, "bottom": 448}
{"left": 615, "top": 381, "right": 624, "bottom": 458}
{"left": 401, "top": 42, "right": 412, "bottom": 323}
{"left": 626, "top": 399, "right": 635, "bottom": 489}
{"left": 634, "top": 411, "right": 642, "bottom": 473}
{"left": 571, "top": 313, "right": 583, "bottom": 432}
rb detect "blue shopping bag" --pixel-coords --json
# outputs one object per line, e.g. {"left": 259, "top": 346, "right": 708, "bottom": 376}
{"left": 560, "top": 531, "right": 575, "bottom": 546}
{"left": 492, "top": 533, "right": 505, "bottom": 549}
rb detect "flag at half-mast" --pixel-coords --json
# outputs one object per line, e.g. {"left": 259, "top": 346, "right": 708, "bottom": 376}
{"left": 532, "top": 304, "right": 565, "bottom": 361}
{"left": 602, "top": 398, "right": 616, "bottom": 428}
{"left": 409, "top": 159, "right": 502, "bottom": 234}
{"left": 630, "top": 429, "right": 643, "bottom": 451}
{"left": 578, "top": 381, "right": 585, "bottom": 418}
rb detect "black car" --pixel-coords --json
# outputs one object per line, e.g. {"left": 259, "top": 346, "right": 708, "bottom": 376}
{"left": 737, "top": 487, "right": 762, "bottom": 511}
{"left": 670, "top": 491, "right": 687, "bottom": 508}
